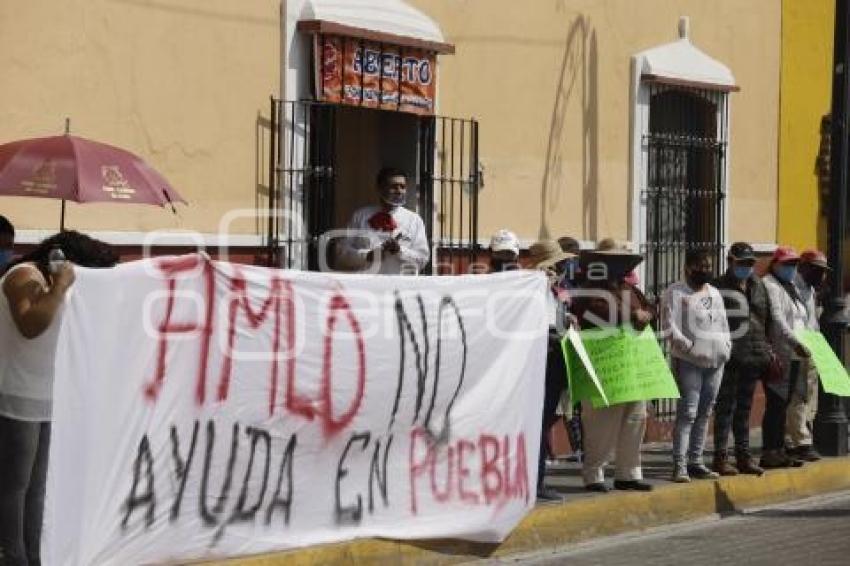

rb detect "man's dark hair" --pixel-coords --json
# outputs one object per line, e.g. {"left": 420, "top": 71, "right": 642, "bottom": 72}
{"left": 0, "top": 215, "right": 14, "bottom": 239}
{"left": 10, "top": 230, "right": 118, "bottom": 278}
{"left": 685, "top": 248, "right": 712, "bottom": 268}
{"left": 376, "top": 167, "right": 407, "bottom": 188}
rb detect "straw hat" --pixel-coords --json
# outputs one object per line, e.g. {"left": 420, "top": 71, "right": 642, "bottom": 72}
{"left": 528, "top": 239, "right": 576, "bottom": 269}
{"left": 595, "top": 237, "right": 633, "bottom": 253}
{"left": 580, "top": 237, "right": 644, "bottom": 278}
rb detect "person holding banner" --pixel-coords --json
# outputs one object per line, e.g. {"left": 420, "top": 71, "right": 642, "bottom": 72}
{"left": 661, "top": 249, "right": 731, "bottom": 483}
{"left": 785, "top": 250, "right": 830, "bottom": 462}
{"left": 529, "top": 239, "right": 577, "bottom": 501}
{"left": 711, "top": 242, "right": 772, "bottom": 476}
{"left": 337, "top": 167, "right": 430, "bottom": 275}
{"left": 0, "top": 231, "right": 117, "bottom": 566}
{"left": 761, "top": 246, "right": 810, "bottom": 469}
{"left": 571, "top": 239, "right": 654, "bottom": 493}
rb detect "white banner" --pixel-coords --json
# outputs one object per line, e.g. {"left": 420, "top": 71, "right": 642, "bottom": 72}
{"left": 44, "top": 256, "right": 548, "bottom": 565}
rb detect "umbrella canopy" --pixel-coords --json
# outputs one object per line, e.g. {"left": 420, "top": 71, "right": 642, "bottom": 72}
{"left": 0, "top": 135, "right": 186, "bottom": 207}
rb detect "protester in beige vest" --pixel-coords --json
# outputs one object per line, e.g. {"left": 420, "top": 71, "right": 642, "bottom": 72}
{"left": 570, "top": 239, "right": 654, "bottom": 492}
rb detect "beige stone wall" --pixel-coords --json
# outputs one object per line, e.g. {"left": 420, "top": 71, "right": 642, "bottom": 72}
{"left": 410, "top": 0, "right": 781, "bottom": 245}
{"left": 1, "top": 0, "right": 781, "bottom": 247}
{"left": 0, "top": 0, "right": 279, "bottom": 236}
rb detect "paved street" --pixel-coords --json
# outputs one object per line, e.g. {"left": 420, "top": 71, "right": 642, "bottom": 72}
{"left": 498, "top": 491, "right": 850, "bottom": 566}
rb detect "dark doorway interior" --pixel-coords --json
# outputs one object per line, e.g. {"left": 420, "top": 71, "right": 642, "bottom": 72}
{"left": 268, "top": 99, "right": 480, "bottom": 274}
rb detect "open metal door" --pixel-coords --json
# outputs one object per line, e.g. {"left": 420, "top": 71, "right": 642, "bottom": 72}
{"left": 268, "top": 99, "right": 337, "bottom": 270}
{"left": 269, "top": 100, "right": 480, "bottom": 275}
{"left": 419, "top": 115, "right": 481, "bottom": 274}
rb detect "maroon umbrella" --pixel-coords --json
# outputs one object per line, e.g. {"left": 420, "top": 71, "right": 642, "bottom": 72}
{"left": 0, "top": 134, "right": 186, "bottom": 229}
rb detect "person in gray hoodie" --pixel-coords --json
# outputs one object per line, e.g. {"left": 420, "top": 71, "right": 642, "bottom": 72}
{"left": 661, "top": 249, "right": 732, "bottom": 483}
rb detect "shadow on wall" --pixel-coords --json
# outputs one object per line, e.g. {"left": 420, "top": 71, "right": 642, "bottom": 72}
{"left": 540, "top": 16, "right": 598, "bottom": 242}
{"left": 256, "top": 111, "right": 272, "bottom": 237}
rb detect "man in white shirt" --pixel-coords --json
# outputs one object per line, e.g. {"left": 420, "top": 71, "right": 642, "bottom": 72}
{"left": 336, "top": 167, "right": 430, "bottom": 275}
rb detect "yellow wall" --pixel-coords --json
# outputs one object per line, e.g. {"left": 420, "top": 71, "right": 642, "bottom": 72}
{"left": 0, "top": 0, "right": 279, "bottom": 235}
{"left": 412, "top": 0, "right": 781, "bottom": 245}
{"left": 778, "top": 0, "right": 834, "bottom": 252}
{"left": 0, "top": 0, "right": 782, "bottom": 248}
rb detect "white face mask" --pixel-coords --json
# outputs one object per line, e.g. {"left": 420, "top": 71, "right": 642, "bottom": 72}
{"left": 381, "top": 194, "right": 406, "bottom": 208}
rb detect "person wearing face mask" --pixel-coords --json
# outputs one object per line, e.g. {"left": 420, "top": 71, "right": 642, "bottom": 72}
{"left": 661, "top": 249, "right": 731, "bottom": 483}
{"left": 0, "top": 216, "right": 14, "bottom": 273}
{"left": 528, "top": 240, "right": 576, "bottom": 501}
{"left": 0, "top": 230, "right": 117, "bottom": 565}
{"left": 710, "top": 242, "right": 773, "bottom": 476}
{"left": 488, "top": 229, "right": 520, "bottom": 272}
{"left": 336, "top": 167, "right": 430, "bottom": 275}
{"left": 784, "top": 250, "right": 830, "bottom": 462}
{"left": 761, "top": 246, "right": 810, "bottom": 468}
{"left": 571, "top": 239, "right": 654, "bottom": 492}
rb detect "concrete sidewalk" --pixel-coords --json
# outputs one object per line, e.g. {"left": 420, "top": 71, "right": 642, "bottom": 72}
{"left": 212, "top": 442, "right": 850, "bottom": 566}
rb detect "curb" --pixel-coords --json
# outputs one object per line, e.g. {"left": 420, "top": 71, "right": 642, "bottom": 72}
{"left": 213, "top": 457, "right": 850, "bottom": 565}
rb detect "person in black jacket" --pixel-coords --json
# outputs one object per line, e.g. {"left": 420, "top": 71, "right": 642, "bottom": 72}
{"left": 710, "top": 242, "right": 772, "bottom": 476}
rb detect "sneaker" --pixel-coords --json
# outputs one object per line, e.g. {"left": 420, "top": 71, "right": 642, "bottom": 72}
{"left": 613, "top": 480, "right": 653, "bottom": 491}
{"left": 584, "top": 482, "right": 609, "bottom": 493}
{"left": 536, "top": 487, "right": 564, "bottom": 502}
{"left": 687, "top": 463, "right": 720, "bottom": 480}
{"left": 671, "top": 466, "right": 690, "bottom": 483}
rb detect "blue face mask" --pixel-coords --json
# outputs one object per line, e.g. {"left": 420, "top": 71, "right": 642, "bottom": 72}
{"left": 733, "top": 265, "right": 754, "bottom": 280}
{"left": 0, "top": 249, "right": 11, "bottom": 270}
{"left": 775, "top": 264, "right": 797, "bottom": 283}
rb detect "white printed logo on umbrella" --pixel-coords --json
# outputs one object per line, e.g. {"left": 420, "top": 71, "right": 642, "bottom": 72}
{"left": 21, "top": 159, "right": 58, "bottom": 194}
{"left": 101, "top": 165, "right": 136, "bottom": 199}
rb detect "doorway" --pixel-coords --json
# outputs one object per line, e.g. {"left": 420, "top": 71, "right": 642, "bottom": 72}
{"left": 267, "top": 99, "right": 480, "bottom": 273}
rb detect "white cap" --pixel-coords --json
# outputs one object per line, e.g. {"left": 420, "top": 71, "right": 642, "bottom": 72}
{"left": 489, "top": 229, "right": 520, "bottom": 256}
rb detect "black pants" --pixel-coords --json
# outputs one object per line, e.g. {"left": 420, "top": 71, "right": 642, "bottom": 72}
{"left": 0, "top": 415, "right": 51, "bottom": 566}
{"left": 762, "top": 385, "right": 789, "bottom": 451}
{"left": 713, "top": 364, "right": 760, "bottom": 455}
{"left": 538, "top": 345, "right": 567, "bottom": 491}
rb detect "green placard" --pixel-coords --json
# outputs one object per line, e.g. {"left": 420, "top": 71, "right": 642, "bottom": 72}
{"left": 563, "top": 327, "right": 680, "bottom": 408}
{"left": 796, "top": 330, "right": 850, "bottom": 396}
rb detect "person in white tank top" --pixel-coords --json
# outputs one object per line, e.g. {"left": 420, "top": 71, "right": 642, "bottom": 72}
{"left": 0, "top": 230, "right": 117, "bottom": 566}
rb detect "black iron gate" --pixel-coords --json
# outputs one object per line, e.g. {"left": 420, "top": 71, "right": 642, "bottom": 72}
{"left": 267, "top": 99, "right": 337, "bottom": 270}
{"left": 268, "top": 98, "right": 480, "bottom": 273}
{"left": 419, "top": 116, "right": 481, "bottom": 274}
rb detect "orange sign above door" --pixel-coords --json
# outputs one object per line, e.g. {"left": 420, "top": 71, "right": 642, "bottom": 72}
{"left": 315, "top": 34, "right": 437, "bottom": 115}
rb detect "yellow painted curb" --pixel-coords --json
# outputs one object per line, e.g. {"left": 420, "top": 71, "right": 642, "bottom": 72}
{"left": 210, "top": 458, "right": 850, "bottom": 566}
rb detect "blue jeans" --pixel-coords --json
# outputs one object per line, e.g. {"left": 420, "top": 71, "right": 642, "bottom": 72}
{"left": 673, "top": 359, "right": 723, "bottom": 467}
{"left": 0, "top": 415, "right": 50, "bottom": 566}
